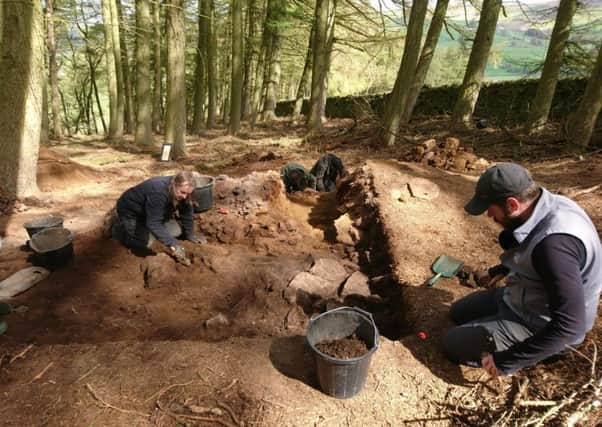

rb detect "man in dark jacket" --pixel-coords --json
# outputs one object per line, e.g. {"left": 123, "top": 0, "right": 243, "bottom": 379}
{"left": 281, "top": 154, "right": 347, "bottom": 193}
{"left": 310, "top": 153, "right": 347, "bottom": 192}
{"left": 442, "top": 163, "right": 602, "bottom": 377}
{"left": 280, "top": 163, "right": 317, "bottom": 193}
{"left": 112, "top": 171, "right": 205, "bottom": 264}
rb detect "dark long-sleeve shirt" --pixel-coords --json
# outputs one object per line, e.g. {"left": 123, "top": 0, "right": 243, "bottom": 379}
{"left": 116, "top": 176, "right": 195, "bottom": 247}
{"left": 492, "top": 233, "right": 587, "bottom": 373}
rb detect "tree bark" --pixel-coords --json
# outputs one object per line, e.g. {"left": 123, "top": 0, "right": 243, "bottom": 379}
{"left": 205, "top": 0, "right": 218, "bottom": 128}
{"left": 117, "top": 0, "right": 135, "bottom": 134}
{"left": 41, "top": 78, "right": 49, "bottom": 144}
{"left": 307, "top": 0, "right": 337, "bottom": 132}
{"left": 252, "top": 0, "right": 271, "bottom": 126}
{"left": 525, "top": 0, "right": 577, "bottom": 134}
{"left": 0, "top": 0, "right": 44, "bottom": 197}
{"left": 567, "top": 43, "right": 602, "bottom": 146}
{"left": 152, "top": 0, "right": 162, "bottom": 133}
{"left": 380, "top": 0, "right": 428, "bottom": 145}
{"left": 136, "top": 0, "right": 153, "bottom": 145}
{"left": 101, "top": 0, "right": 122, "bottom": 138}
{"left": 401, "top": 0, "right": 450, "bottom": 125}
{"left": 192, "top": 0, "right": 207, "bottom": 134}
{"left": 451, "top": 0, "right": 502, "bottom": 128}
{"left": 229, "top": 0, "right": 244, "bottom": 134}
{"left": 293, "top": 23, "right": 314, "bottom": 120}
{"left": 165, "top": 0, "right": 187, "bottom": 158}
{"left": 261, "top": 0, "right": 284, "bottom": 123}
{"left": 45, "top": 0, "right": 63, "bottom": 138}
{"left": 242, "top": 0, "right": 261, "bottom": 119}
{"left": 109, "top": 0, "right": 126, "bottom": 137}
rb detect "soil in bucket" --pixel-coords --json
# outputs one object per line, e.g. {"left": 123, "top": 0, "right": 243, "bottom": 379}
{"left": 315, "top": 334, "right": 369, "bottom": 359}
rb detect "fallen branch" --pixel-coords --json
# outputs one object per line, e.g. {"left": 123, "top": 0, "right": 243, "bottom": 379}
{"left": 86, "top": 383, "right": 149, "bottom": 419}
{"left": 10, "top": 344, "right": 34, "bottom": 364}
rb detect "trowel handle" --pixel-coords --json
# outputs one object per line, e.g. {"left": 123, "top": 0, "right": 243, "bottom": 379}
{"left": 427, "top": 272, "right": 442, "bottom": 286}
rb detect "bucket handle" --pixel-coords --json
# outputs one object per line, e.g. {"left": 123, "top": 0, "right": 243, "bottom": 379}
{"left": 308, "top": 306, "right": 377, "bottom": 329}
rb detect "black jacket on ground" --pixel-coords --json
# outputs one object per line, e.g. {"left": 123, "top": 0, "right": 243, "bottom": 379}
{"left": 116, "top": 176, "right": 194, "bottom": 247}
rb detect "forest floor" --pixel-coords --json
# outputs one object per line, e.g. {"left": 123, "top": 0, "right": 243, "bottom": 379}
{"left": 0, "top": 117, "right": 601, "bottom": 426}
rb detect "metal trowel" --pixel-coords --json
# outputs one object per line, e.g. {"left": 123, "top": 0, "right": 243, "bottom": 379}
{"left": 427, "top": 255, "right": 464, "bottom": 286}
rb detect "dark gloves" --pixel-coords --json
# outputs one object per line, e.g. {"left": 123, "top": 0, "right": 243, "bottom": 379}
{"left": 187, "top": 234, "right": 207, "bottom": 244}
{"left": 170, "top": 245, "right": 191, "bottom": 266}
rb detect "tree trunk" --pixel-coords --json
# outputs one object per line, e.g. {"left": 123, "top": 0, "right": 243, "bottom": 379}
{"left": 110, "top": 0, "right": 126, "bottom": 136}
{"left": 45, "top": 0, "right": 63, "bottom": 138}
{"left": 229, "top": 0, "right": 244, "bottom": 134}
{"left": 192, "top": 0, "right": 207, "bottom": 134}
{"left": 101, "top": 0, "right": 122, "bottom": 138}
{"left": 451, "top": 0, "right": 502, "bottom": 128}
{"left": 307, "top": 0, "right": 337, "bottom": 132}
{"left": 261, "top": 0, "right": 284, "bottom": 123}
{"left": 93, "top": 74, "right": 107, "bottom": 134}
{"left": 242, "top": 0, "right": 260, "bottom": 119}
{"left": 136, "top": 0, "right": 153, "bottom": 145}
{"left": 380, "top": 0, "right": 428, "bottom": 145}
{"left": 152, "top": 0, "right": 162, "bottom": 133}
{"left": 293, "top": 23, "right": 315, "bottom": 120}
{"left": 567, "top": 43, "right": 602, "bottom": 146}
{"left": 117, "top": 0, "right": 135, "bottom": 134}
{"left": 401, "top": 0, "right": 450, "bottom": 124}
{"left": 205, "top": 0, "right": 218, "bottom": 128}
{"left": 41, "top": 79, "right": 49, "bottom": 144}
{"left": 165, "top": 0, "right": 187, "bottom": 158}
{"left": 0, "top": 0, "right": 44, "bottom": 197}
{"left": 525, "top": 0, "right": 577, "bottom": 134}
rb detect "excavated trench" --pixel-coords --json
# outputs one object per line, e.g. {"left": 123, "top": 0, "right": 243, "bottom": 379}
{"left": 0, "top": 168, "right": 409, "bottom": 348}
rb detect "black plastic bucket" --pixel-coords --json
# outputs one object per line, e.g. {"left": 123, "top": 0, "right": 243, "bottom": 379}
{"left": 306, "top": 306, "right": 379, "bottom": 399}
{"left": 23, "top": 216, "right": 64, "bottom": 238}
{"left": 192, "top": 175, "right": 214, "bottom": 213}
{"left": 29, "top": 228, "right": 74, "bottom": 270}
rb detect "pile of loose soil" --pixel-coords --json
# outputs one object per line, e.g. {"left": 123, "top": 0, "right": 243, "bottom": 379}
{"left": 315, "top": 334, "right": 369, "bottom": 359}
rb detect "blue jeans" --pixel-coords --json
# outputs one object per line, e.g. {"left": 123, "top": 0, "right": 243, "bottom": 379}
{"left": 442, "top": 288, "right": 538, "bottom": 367}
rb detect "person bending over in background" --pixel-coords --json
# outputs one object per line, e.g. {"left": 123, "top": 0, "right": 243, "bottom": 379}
{"left": 281, "top": 154, "right": 347, "bottom": 193}
{"left": 442, "top": 163, "right": 602, "bottom": 378}
{"left": 110, "top": 171, "right": 206, "bottom": 265}
{"left": 310, "top": 153, "right": 347, "bottom": 192}
{"left": 281, "top": 163, "right": 317, "bottom": 193}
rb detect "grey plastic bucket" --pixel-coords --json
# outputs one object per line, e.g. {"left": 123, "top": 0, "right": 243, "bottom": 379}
{"left": 306, "top": 306, "right": 379, "bottom": 399}
{"left": 23, "top": 216, "right": 64, "bottom": 238}
{"left": 192, "top": 175, "right": 214, "bottom": 213}
{"left": 30, "top": 227, "right": 74, "bottom": 270}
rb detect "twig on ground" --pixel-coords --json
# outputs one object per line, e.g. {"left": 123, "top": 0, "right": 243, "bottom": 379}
{"left": 10, "top": 344, "right": 34, "bottom": 364}
{"left": 86, "top": 383, "right": 149, "bottom": 419}
{"left": 74, "top": 364, "right": 100, "bottom": 384}
{"left": 156, "top": 398, "right": 236, "bottom": 427}
{"left": 518, "top": 399, "right": 557, "bottom": 407}
{"left": 23, "top": 362, "right": 54, "bottom": 385}
{"left": 219, "top": 378, "right": 238, "bottom": 394}
{"left": 218, "top": 401, "right": 241, "bottom": 426}
{"left": 143, "top": 380, "right": 195, "bottom": 403}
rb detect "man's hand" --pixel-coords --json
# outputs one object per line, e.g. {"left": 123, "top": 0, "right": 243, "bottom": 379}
{"left": 481, "top": 353, "right": 501, "bottom": 378}
{"left": 187, "top": 234, "right": 207, "bottom": 244}
{"left": 475, "top": 271, "right": 505, "bottom": 288}
{"left": 170, "top": 245, "right": 191, "bottom": 266}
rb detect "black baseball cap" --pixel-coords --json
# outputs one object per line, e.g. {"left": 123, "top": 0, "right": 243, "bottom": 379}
{"left": 464, "top": 163, "right": 534, "bottom": 215}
